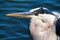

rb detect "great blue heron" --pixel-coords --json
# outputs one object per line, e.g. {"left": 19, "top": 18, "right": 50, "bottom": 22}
{"left": 6, "top": 7, "right": 60, "bottom": 40}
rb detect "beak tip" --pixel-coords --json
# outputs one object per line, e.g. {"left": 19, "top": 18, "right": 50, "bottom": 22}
{"left": 5, "top": 14, "right": 9, "bottom": 16}
{"left": 6, "top": 14, "right": 10, "bottom": 16}
{"left": 6, "top": 14, "right": 14, "bottom": 16}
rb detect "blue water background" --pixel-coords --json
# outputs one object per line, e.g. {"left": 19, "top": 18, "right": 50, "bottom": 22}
{"left": 0, "top": 0, "right": 60, "bottom": 40}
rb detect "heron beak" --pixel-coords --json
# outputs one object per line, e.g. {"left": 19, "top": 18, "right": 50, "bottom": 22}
{"left": 6, "top": 12, "right": 42, "bottom": 18}
{"left": 6, "top": 12, "right": 34, "bottom": 18}
{"left": 6, "top": 12, "right": 30, "bottom": 16}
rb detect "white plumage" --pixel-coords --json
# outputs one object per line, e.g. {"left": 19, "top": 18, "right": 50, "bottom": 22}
{"left": 29, "top": 14, "right": 57, "bottom": 40}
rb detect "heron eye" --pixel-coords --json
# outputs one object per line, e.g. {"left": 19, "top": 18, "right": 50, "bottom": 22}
{"left": 34, "top": 13, "right": 38, "bottom": 16}
{"left": 34, "top": 12, "right": 39, "bottom": 16}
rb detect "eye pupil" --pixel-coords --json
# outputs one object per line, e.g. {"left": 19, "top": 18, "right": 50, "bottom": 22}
{"left": 34, "top": 12, "right": 39, "bottom": 16}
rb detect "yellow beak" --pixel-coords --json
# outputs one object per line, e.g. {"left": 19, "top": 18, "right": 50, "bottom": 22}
{"left": 6, "top": 12, "right": 42, "bottom": 18}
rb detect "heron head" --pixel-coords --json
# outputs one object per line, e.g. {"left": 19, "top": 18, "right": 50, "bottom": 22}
{"left": 6, "top": 7, "right": 50, "bottom": 18}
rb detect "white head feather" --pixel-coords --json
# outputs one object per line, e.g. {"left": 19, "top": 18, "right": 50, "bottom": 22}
{"left": 29, "top": 7, "right": 40, "bottom": 12}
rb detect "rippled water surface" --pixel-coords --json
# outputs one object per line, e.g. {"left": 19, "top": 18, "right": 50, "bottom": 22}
{"left": 0, "top": 0, "right": 60, "bottom": 40}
